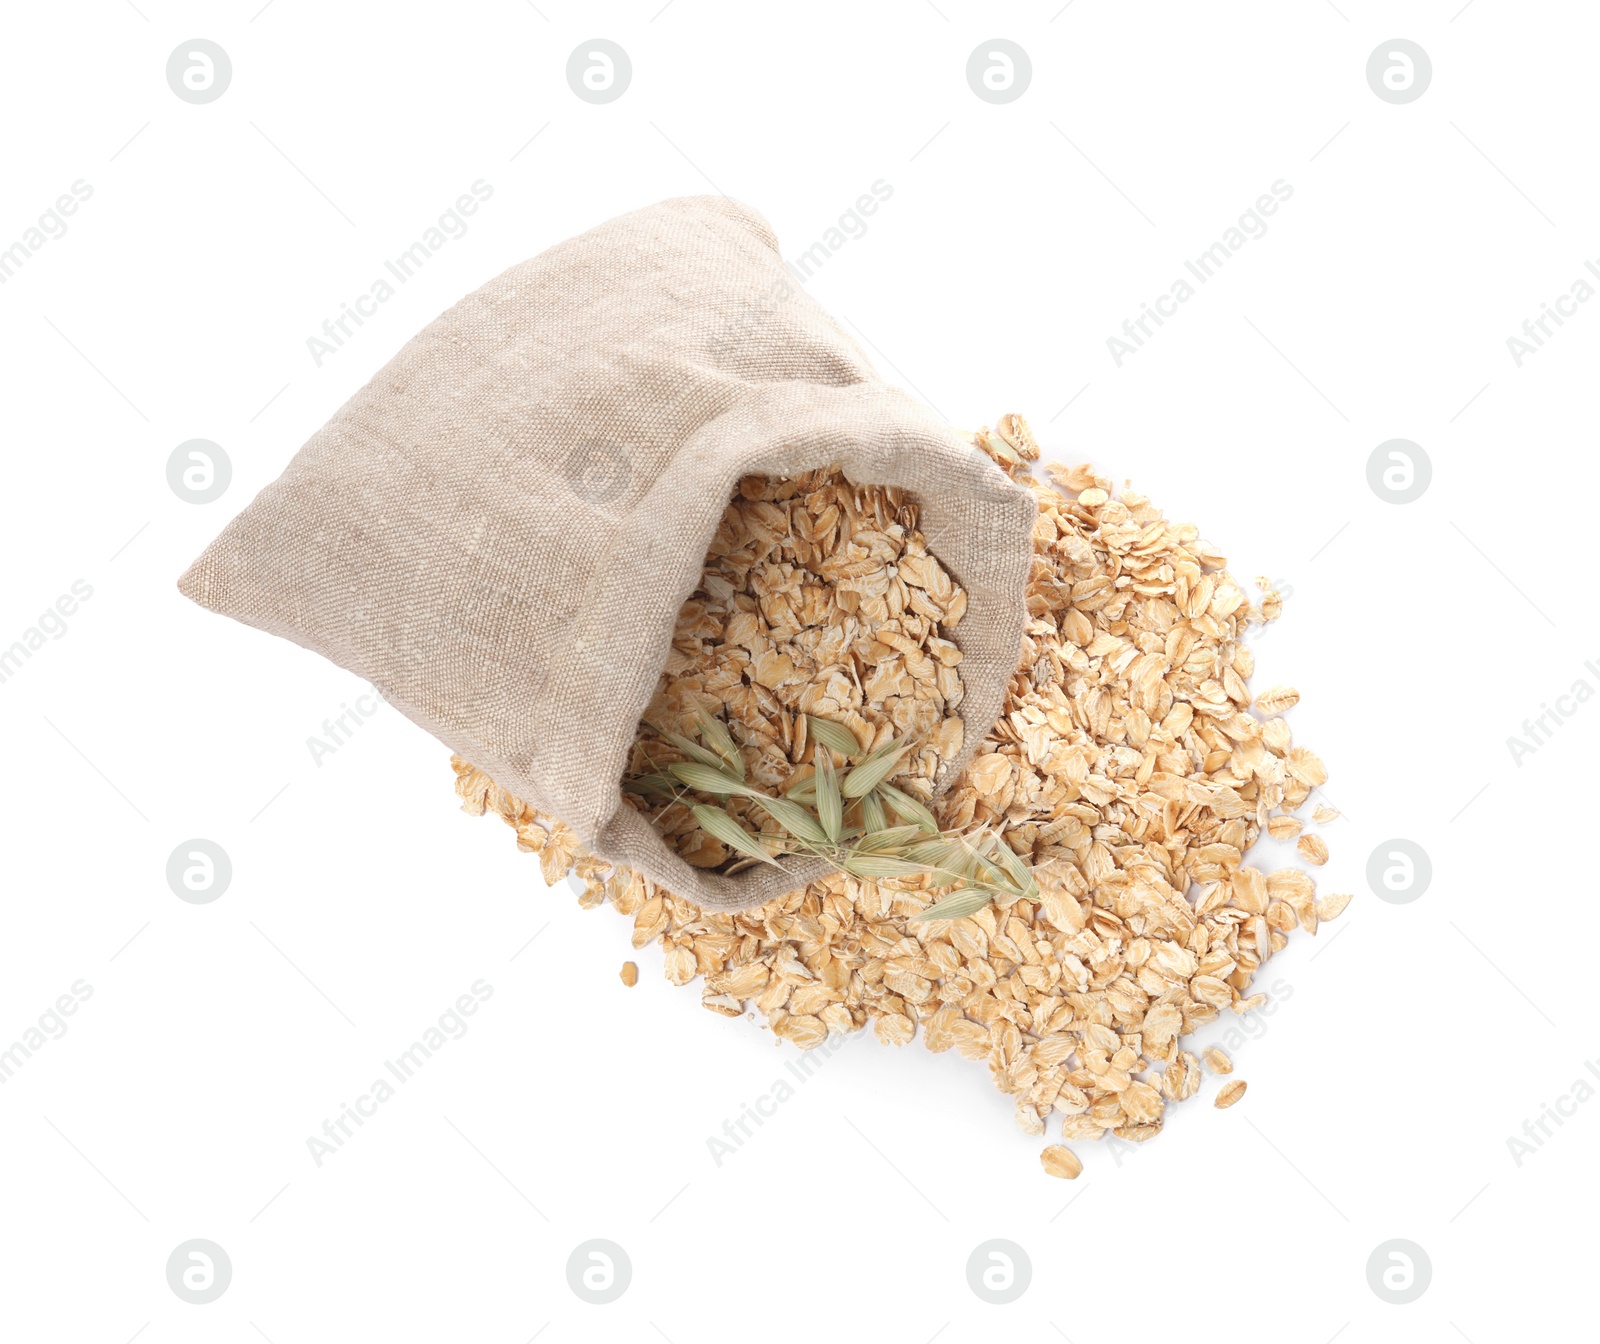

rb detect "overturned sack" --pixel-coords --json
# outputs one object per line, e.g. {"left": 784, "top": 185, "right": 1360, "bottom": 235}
{"left": 178, "top": 195, "right": 1036, "bottom": 911}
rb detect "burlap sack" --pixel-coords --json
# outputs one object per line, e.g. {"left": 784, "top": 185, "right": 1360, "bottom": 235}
{"left": 179, "top": 196, "right": 1037, "bottom": 911}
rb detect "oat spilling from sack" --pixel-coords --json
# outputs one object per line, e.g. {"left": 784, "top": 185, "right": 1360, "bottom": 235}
{"left": 452, "top": 414, "right": 1348, "bottom": 1160}
{"left": 625, "top": 467, "right": 967, "bottom": 871}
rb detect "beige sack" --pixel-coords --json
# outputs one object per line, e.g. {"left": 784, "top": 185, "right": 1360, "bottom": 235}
{"left": 179, "top": 196, "right": 1036, "bottom": 911}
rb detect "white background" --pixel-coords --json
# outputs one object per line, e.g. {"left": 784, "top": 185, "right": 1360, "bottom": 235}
{"left": 1, "top": 2, "right": 1593, "bottom": 1340}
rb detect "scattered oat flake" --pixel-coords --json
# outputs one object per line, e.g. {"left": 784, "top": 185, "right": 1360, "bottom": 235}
{"left": 1215, "top": 1080, "right": 1248, "bottom": 1109}
{"left": 1202, "top": 1047, "right": 1233, "bottom": 1075}
{"left": 1314, "top": 891, "right": 1352, "bottom": 921}
{"left": 1312, "top": 804, "right": 1340, "bottom": 824}
{"left": 619, "top": 961, "right": 638, "bottom": 987}
{"left": 1254, "top": 685, "right": 1299, "bottom": 714}
{"left": 1040, "top": 1145, "right": 1083, "bottom": 1179}
{"left": 1015, "top": 1103, "right": 1046, "bottom": 1136}
{"left": 1255, "top": 577, "right": 1285, "bottom": 624}
{"left": 1267, "top": 815, "right": 1302, "bottom": 840}
{"left": 1287, "top": 747, "right": 1328, "bottom": 787}
{"left": 1297, "top": 834, "right": 1329, "bottom": 866}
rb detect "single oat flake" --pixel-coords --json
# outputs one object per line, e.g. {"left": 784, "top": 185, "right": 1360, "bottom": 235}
{"left": 1040, "top": 1144, "right": 1083, "bottom": 1179}
{"left": 1297, "top": 834, "right": 1330, "bottom": 866}
{"left": 451, "top": 413, "right": 1342, "bottom": 1173}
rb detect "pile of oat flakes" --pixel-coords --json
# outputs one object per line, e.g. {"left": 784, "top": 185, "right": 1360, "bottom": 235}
{"left": 451, "top": 414, "right": 1348, "bottom": 1174}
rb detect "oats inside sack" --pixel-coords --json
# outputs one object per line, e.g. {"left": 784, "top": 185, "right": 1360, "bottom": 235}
{"left": 623, "top": 467, "right": 968, "bottom": 871}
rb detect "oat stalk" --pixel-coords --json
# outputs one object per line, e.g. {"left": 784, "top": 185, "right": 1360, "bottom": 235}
{"left": 625, "top": 713, "right": 1036, "bottom": 917}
